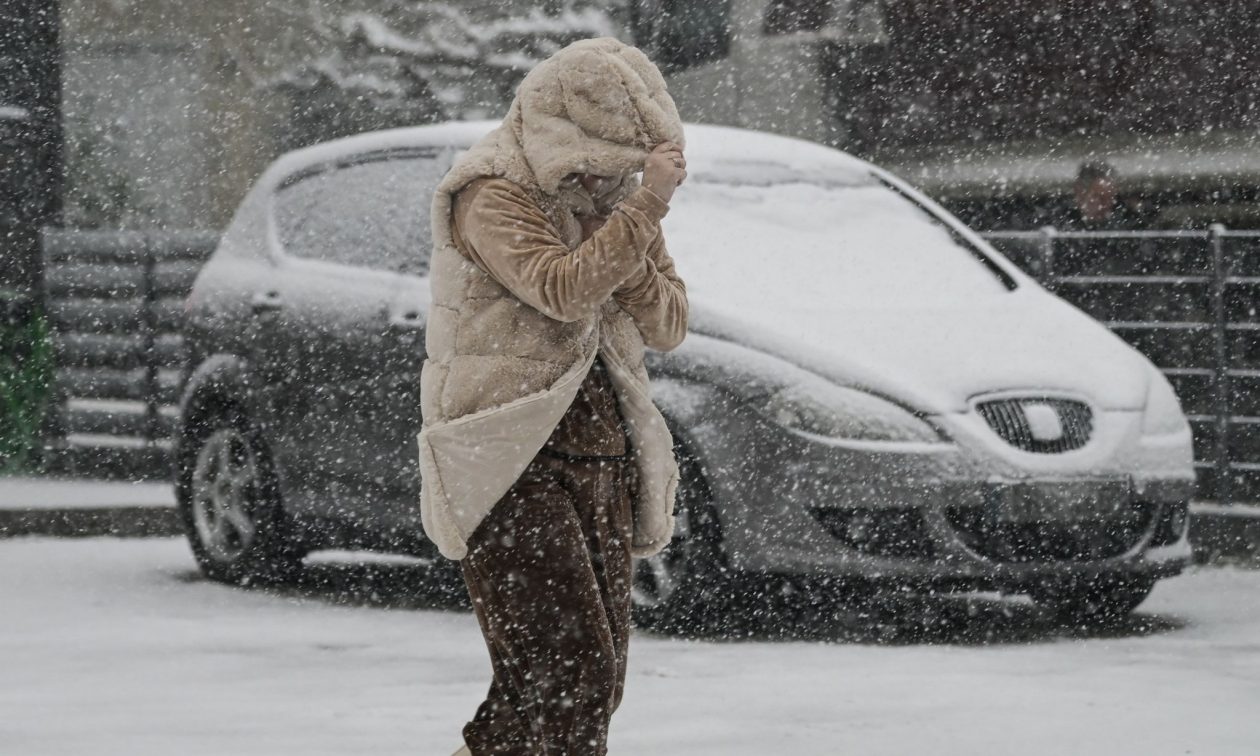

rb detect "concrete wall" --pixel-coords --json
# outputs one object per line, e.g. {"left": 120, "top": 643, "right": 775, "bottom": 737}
{"left": 59, "top": 0, "right": 309, "bottom": 229}
{"left": 57, "top": 0, "right": 625, "bottom": 231}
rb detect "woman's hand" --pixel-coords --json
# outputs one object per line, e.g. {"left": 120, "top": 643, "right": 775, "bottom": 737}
{"left": 642, "top": 142, "right": 687, "bottom": 204}
{"left": 578, "top": 212, "right": 610, "bottom": 241}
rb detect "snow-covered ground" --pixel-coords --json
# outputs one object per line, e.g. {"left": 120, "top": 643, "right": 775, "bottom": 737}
{"left": 0, "top": 476, "right": 173, "bottom": 510}
{"left": 1, "top": 538, "right": 1257, "bottom": 755}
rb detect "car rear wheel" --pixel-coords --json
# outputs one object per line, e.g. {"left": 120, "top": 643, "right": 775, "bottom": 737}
{"left": 178, "top": 407, "right": 303, "bottom": 584}
{"left": 631, "top": 454, "right": 731, "bottom": 635}
{"left": 1030, "top": 573, "right": 1156, "bottom": 624}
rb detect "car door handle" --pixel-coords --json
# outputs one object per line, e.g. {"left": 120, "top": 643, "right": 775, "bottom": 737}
{"left": 250, "top": 291, "right": 283, "bottom": 314}
{"left": 388, "top": 310, "right": 425, "bottom": 332}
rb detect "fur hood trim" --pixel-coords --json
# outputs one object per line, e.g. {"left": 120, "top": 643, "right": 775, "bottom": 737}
{"left": 432, "top": 36, "right": 684, "bottom": 226}
{"left": 509, "top": 36, "right": 685, "bottom": 194}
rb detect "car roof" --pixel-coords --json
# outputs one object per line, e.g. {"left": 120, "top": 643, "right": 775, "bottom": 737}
{"left": 254, "top": 119, "right": 1018, "bottom": 289}
{"left": 263, "top": 120, "right": 876, "bottom": 188}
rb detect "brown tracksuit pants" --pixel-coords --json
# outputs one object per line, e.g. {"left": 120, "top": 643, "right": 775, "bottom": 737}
{"left": 461, "top": 357, "right": 634, "bottom": 756}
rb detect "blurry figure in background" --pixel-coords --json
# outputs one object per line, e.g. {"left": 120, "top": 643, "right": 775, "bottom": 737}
{"left": 1069, "top": 159, "right": 1145, "bottom": 230}
{"left": 418, "top": 38, "right": 688, "bottom": 756}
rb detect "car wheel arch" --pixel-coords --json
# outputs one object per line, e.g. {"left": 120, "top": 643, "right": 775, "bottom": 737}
{"left": 654, "top": 376, "right": 765, "bottom": 563}
{"left": 179, "top": 354, "right": 252, "bottom": 421}
{"left": 658, "top": 408, "right": 726, "bottom": 555}
{"left": 176, "top": 354, "right": 284, "bottom": 500}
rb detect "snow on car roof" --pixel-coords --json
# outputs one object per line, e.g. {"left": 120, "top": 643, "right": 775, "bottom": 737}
{"left": 264, "top": 120, "right": 876, "bottom": 188}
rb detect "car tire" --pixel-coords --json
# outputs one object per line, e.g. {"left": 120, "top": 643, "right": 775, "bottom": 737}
{"left": 177, "top": 405, "right": 304, "bottom": 585}
{"left": 1030, "top": 573, "right": 1156, "bottom": 624}
{"left": 631, "top": 451, "right": 733, "bottom": 635}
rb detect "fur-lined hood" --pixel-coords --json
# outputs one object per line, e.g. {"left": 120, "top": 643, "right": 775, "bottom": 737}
{"left": 433, "top": 36, "right": 685, "bottom": 227}
{"left": 507, "top": 36, "right": 686, "bottom": 194}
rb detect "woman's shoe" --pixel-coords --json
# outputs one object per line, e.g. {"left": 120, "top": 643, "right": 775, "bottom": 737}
{"left": 450, "top": 746, "right": 471, "bottom": 756}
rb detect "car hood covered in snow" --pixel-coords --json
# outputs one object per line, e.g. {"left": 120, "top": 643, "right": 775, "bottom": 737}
{"left": 663, "top": 126, "right": 1153, "bottom": 413}
{"left": 682, "top": 293, "right": 1152, "bottom": 414}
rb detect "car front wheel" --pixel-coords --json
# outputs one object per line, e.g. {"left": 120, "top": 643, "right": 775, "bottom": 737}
{"left": 631, "top": 454, "right": 731, "bottom": 635}
{"left": 177, "top": 407, "right": 303, "bottom": 584}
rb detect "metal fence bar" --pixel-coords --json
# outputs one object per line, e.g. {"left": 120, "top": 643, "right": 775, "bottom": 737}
{"left": 1039, "top": 226, "right": 1057, "bottom": 287}
{"left": 140, "top": 236, "right": 160, "bottom": 445}
{"left": 980, "top": 229, "right": 1231, "bottom": 241}
{"left": 983, "top": 229, "right": 1214, "bottom": 240}
{"left": 1209, "top": 224, "right": 1232, "bottom": 506}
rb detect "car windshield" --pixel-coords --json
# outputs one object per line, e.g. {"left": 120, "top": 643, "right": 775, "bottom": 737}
{"left": 668, "top": 160, "right": 1014, "bottom": 320}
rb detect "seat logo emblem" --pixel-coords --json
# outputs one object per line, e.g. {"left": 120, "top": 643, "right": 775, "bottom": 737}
{"left": 1022, "top": 402, "right": 1064, "bottom": 442}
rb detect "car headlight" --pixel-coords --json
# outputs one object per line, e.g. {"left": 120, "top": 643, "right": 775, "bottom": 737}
{"left": 1142, "top": 371, "right": 1190, "bottom": 436}
{"left": 760, "top": 384, "right": 942, "bottom": 443}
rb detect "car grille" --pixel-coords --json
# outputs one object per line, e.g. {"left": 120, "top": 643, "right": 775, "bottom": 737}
{"left": 975, "top": 397, "right": 1093, "bottom": 453}
{"left": 945, "top": 502, "right": 1155, "bottom": 563}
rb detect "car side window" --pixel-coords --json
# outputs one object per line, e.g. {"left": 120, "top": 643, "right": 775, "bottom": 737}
{"left": 273, "top": 151, "right": 449, "bottom": 274}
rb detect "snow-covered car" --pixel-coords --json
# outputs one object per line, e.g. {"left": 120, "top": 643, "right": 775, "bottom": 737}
{"left": 177, "top": 122, "right": 1195, "bottom": 628}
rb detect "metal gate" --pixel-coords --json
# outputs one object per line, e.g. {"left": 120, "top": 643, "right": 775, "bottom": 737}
{"left": 40, "top": 230, "right": 217, "bottom": 475}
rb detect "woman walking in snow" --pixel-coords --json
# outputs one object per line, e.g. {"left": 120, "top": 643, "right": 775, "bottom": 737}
{"left": 417, "top": 37, "right": 689, "bottom": 755}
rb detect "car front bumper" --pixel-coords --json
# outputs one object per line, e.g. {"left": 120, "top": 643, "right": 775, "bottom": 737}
{"left": 748, "top": 477, "right": 1193, "bottom": 590}
{"left": 711, "top": 411, "right": 1195, "bottom": 590}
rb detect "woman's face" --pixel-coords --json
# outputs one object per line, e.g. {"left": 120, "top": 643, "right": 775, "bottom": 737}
{"left": 575, "top": 173, "right": 623, "bottom": 201}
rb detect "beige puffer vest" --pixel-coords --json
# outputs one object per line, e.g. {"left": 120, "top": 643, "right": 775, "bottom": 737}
{"left": 417, "top": 38, "right": 686, "bottom": 560}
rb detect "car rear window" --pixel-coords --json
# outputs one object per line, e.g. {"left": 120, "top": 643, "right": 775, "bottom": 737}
{"left": 273, "top": 150, "right": 450, "bottom": 274}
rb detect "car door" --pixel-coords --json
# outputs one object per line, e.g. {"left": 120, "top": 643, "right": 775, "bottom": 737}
{"left": 366, "top": 271, "right": 430, "bottom": 531}
{"left": 254, "top": 148, "right": 450, "bottom": 528}
{"left": 348, "top": 150, "right": 454, "bottom": 530}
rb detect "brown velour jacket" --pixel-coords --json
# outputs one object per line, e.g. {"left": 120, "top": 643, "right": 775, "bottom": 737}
{"left": 452, "top": 177, "right": 687, "bottom": 458}
{"left": 451, "top": 178, "right": 687, "bottom": 353}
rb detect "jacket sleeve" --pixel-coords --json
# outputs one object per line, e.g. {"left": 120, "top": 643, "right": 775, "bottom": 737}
{"left": 612, "top": 230, "right": 689, "bottom": 351}
{"left": 453, "top": 179, "right": 668, "bottom": 323}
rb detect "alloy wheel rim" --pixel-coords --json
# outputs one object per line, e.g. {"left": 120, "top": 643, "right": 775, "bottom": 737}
{"left": 191, "top": 428, "right": 261, "bottom": 564}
